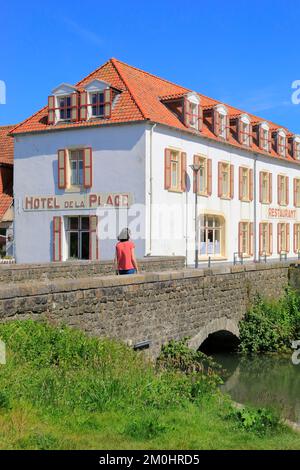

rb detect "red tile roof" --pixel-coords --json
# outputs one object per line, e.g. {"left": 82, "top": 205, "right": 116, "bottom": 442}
{"left": 9, "top": 58, "right": 299, "bottom": 163}
{"left": 0, "top": 125, "right": 14, "bottom": 165}
{"left": 0, "top": 193, "right": 12, "bottom": 221}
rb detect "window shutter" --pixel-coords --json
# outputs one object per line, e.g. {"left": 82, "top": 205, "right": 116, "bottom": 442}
{"left": 287, "top": 224, "right": 290, "bottom": 252}
{"left": 294, "top": 224, "right": 297, "bottom": 254}
{"left": 198, "top": 104, "right": 203, "bottom": 131}
{"left": 269, "top": 173, "right": 272, "bottom": 204}
{"left": 213, "top": 109, "right": 220, "bottom": 136}
{"left": 58, "top": 149, "right": 67, "bottom": 189}
{"left": 181, "top": 152, "right": 187, "bottom": 191}
{"left": 249, "top": 169, "right": 253, "bottom": 201}
{"left": 83, "top": 147, "right": 92, "bottom": 189}
{"left": 183, "top": 97, "right": 190, "bottom": 127}
{"left": 193, "top": 155, "right": 200, "bottom": 193}
{"left": 249, "top": 125, "right": 253, "bottom": 147}
{"left": 226, "top": 115, "right": 230, "bottom": 140}
{"left": 89, "top": 215, "right": 99, "bottom": 261}
{"left": 70, "top": 93, "right": 79, "bottom": 122}
{"left": 230, "top": 164, "right": 234, "bottom": 199}
{"left": 104, "top": 88, "right": 112, "bottom": 118}
{"left": 286, "top": 176, "right": 289, "bottom": 206}
{"left": 164, "top": 149, "right": 172, "bottom": 190}
{"left": 80, "top": 91, "right": 88, "bottom": 120}
{"left": 294, "top": 178, "right": 296, "bottom": 207}
{"left": 269, "top": 223, "right": 273, "bottom": 255}
{"left": 218, "top": 162, "right": 222, "bottom": 197}
{"left": 249, "top": 222, "right": 254, "bottom": 256}
{"left": 238, "top": 222, "right": 242, "bottom": 255}
{"left": 277, "top": 223, "right": 281, "bottom": 254}
{"left": 239, "top": 167, "right": 243, "bottom": 200}
{"left": 259, "top": 223, "right": 263, "bottom": 256}
{"left": 207, "top": 158, "right": 212, "bottom": 196}
{"left": 52, "top": 216, "right": 62, "bottom": 262}
{"left": 259, "top": 172, "right": 263, "bottom": 203}
{"left": 293, "top": 139, "right": 298, "bottom": 159}
{"left": 48, "top": 96, "right": 55, "bottom": 125}
{"left": 277, "top": 175, "right": 281, "bottom": 205}
{"left": 237, "top": 118, "right": 242, "bottom": 143}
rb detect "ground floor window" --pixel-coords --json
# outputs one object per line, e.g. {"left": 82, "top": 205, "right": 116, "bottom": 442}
{"left": 67, "top": 216, "right": 90, "bottom": 260}
{"left": 294, "top": 224, "right": 300, "bottom": 254}
{"left": 259, "top": 223, "right": 273, "bottom": 256}
{"left": 238, "top": 221, "right": 253, "bottom": 257}
{"left": 200, "top": 215, "right": 225, "bottom": 257}
{"left": 277, "top": 223, "right": 290, "bottom": 254}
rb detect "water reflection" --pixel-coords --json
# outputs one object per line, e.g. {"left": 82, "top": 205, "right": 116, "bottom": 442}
{"left": 213, "top": 354, "right": 300, "bottom": 424}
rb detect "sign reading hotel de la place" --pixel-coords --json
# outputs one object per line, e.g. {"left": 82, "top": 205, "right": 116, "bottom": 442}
{"left": 23, "top": 193, "right": 133, "bottom": 211}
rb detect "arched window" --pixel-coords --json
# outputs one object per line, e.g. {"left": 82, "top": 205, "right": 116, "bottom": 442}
{"left": 200, "top": 215, "right": 225, "bottom": 257}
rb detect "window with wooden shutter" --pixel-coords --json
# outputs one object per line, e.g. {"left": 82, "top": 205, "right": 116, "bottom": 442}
{"left": 294, "top": 224, "right": 300, "bottom": 254}
{"left": 278, "top": 223, "right": 289, "bottom": 253}
{"left": 207, "top": 159, "right": 212, "bottom": 196}
{"left": 230, "top": 164, "right": 234, "bottom": 199}
{"left": 48, "top": 96, "right": 55, "bottom": 125}
{"left": 83, "top": 148, "right": 92, "bottom": 189}
{"left": 52, "top": 216, "right": 62, "bottom": 262}
{"left": 80, "top": 91, "right": 88, "bottom": 120}
{"left": 278, "top": 175, "right": 288, "bottom": 206}
{"left": 239, "top": 167, "right": 252, "bottom": 201}
{"left": 218, "top": 162, "right": 232, "bottom": 199}
{"left": 260, "top": 222, "right": 272, "bottom": 256}
{"left": 181, "top": 152, "right": 187, "bottom": 191}
{"left": 239, "top": 221, "right": 252, "bottom": 257}
{"left": 164, "top": 148, "right": 172, "bottom": 190}
{"left": 70, "top": 93, "right": 79, "bottom": 122}
{"left": 89, "top": 215, "right": 99, "bottom": 260}
{"left": 58, "top": 149, "right": 67, "bottom": 189}
{"left": 104, "top": 88, "right": 112, "bottom": 118}
{"left": 193, "top": 155, "right": 210, "bottom": 196}
{"left": 294, "top": 178, "right": 300, "bottom": 207}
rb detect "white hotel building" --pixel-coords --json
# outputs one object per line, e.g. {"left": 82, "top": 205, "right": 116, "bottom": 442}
{"left": 10, "top": 58, "right": 300, "bottom": 265}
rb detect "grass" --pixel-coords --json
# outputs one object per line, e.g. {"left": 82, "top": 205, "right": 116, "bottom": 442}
{"left": 0, "top": 320, "right": 299, "bottom": 450}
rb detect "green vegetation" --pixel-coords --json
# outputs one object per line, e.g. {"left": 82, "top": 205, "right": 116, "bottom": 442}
{"left": 239, "top": 288, "right": 300, "bottom": 353}
{"left": 0, "top": 320, "right": 299, "bottom": 449}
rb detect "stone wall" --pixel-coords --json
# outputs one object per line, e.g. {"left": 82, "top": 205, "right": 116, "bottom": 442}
{"left": 0, "top": 256, "right": 185, "bottom": 284}
{"left": 0, "top": 262, "right": 292, "bottom": 357}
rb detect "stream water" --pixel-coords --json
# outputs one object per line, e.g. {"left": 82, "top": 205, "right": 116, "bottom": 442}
{"left": 213, "top": 353, "right": 300, "bottom": 424}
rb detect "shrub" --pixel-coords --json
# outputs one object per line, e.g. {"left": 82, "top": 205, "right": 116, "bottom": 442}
{"left": 123, "top": 414, "right": 168, "bottom": 440}
{"left": 0, "top": 390, "right": 10, "bottom": 410}
{"left": 228, "top": 406, "right": 281, "bottom": 435}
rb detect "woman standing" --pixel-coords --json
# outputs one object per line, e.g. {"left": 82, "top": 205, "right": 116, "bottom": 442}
{"left": 115, "top": 228, "right": 139, "bottom": 275}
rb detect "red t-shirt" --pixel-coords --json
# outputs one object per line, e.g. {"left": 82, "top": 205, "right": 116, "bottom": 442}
{"left": 116, "top": 240, "right": 135, "bottom": 270}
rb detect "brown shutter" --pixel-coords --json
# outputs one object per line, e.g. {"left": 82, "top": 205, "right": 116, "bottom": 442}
{"left": 104, "top": 88, "right": 112, "bottom": 118}
{"left": 249, "top": 169, "right": 253, "bottom": 201}
{"left": 230, "top": 164, "right": 234, "bottom": 199}
{"left": 287, "top": 224, "right": 290, "bottom": 252}
{"left": 70, "top": 93, "right": 79, "bottom": 122}
{"left": 269, "top": 173, "right": 272, "bottom": 204}
{"left": 48, "top": 96, "right": 55, "bottom": 125}
{"left": 269, "top": 223, "right": 273, "bottom": 255}
{"left": 193, "top": 155, "right": 200, "bottom": 193}
{"left": 89, "top": 215, "right": 99, "bottom": 260}
{"left": 286, "top": 176, "right": 289, "bottom": 206}
{"left": 259, "top": 172, "right": 263, "bottom": 203}
{"left": 58, "top": 149, "right": 67, "bottom": 189}
{"left": 277, "top": 223, "right": 281, "bottom": 254}
{"left": 83, "top": 148, "right": 92, "bottom": 189}
{"left": 294, "top": 178, "right": 296, "bottom": 207}
{"left": 207, "top": 158, "right": 212, "bottom": 196}
{"left": 239, "top": 167, "right": 243, "bottom": 200}
{"left": 198, "top": 104, "right": 203, "bottom": 131}
{"left": 164, "top": 149, "right": 172, "bottom": 190}
{"left": 293, "top": 139, "right": 298, "bottom": 159}
{"left": 259, "top": 223, "right": 262, "bottom": 256}
{"left": 218, "top": 162, "right": 222, "bottom": 197}
{"left": 52, "top": 216, "right": 62, "bottom": 262}
{"left": 237, "top": 118, "right": 242, "bottom": 143}
{"left": 213, "top": 109, "right": 220, "bottom": 136}
{"left": 238, "top": 222, "right": 242, "bottom": 255}
{"left": 80, "top": 91, "right": 88, "bottom": 120}
{"left": 181, "top": 152, "right": 187, "bottom": 191}
{"left": 249, "top": 222, "right": 254, "bottom": 256}
{"left": 294, "top": 224, "right": 297, "bottom": 254}
{"left": 226, "top": 115, "right": 230, "bottom": 140}
{"left": 248, "top": 124, "right": 253, "bottom": 147}
{"left": 184, "top": 97, "right": 190, "bottom": 127}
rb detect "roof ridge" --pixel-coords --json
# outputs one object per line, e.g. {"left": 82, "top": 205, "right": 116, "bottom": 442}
{"left": 75, "top": 58, "right": 112, "bottom": 87}
{"left": 110, "top": 58, "right": 147, "bottom": 120}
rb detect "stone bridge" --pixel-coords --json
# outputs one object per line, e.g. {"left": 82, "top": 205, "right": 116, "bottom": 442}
{"left": 0, "top": 260, "right": 297, "bottom": 356}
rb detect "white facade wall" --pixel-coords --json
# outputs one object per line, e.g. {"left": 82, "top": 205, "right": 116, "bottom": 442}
{"left": 14, "top": 123, "right": 147, "bottom": 263}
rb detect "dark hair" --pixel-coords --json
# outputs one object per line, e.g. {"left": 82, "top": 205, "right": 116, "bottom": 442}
{"left": 117, "top": 227, "right": 131, "bottom": 242}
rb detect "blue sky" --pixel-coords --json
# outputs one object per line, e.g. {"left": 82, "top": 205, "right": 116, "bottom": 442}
{"left": 1, "top": 0, "right": 300, "bottom": 131}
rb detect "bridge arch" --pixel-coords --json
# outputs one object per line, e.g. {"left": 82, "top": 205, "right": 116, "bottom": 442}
{"left": 188, "top": 317, "right": 240, "bottom": 352}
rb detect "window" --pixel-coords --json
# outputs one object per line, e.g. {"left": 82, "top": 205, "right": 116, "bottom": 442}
{"left": 189, "top": 102, "right": 198, "bottom": 128}
{"left": 200, "top": 215, "right": 224, "bottom": 257}
{"left": 69, "top": 150, "right": 84, "bottom": 186}
{"left": 261, "top": 127, "right": 269, "bottom": 151}
{"left": 294, "top": 178, "right": 300, "bottom": 207}
{"left": 184, "top": 94, "right": 201, "bottom": 130}
{"left": 260, "top": 171, "right": 272, "bottom": 204}
{"left": 0, "top": 227, "right": 6, "bottom": 257}
{"left": 58, "top": 96, "right": 71, "bottom": 121}
{"left": 239, "top": 167, "right": 253, "bottom": 201}
{"left": 218, "top": 162, "right": 233, "bottom": 199}
{"left": 278, "top": 175, "right": 289, "bottom": 206}
{"left": 219, "top": 113, "right": 227, "bottom": 139}
{"left": 277, "top": 132, "right": 287, "bottom": 157}
{"left": 90, "top": 92, "right": 105, "bottom": 117}
{"left": 294, "top": 140, "right": 300, "bottom": 160}
{"left": 259, "top": 223, "right": 272, "bottom": 256}
{"left": 294, "top": 224, "right": 300, "bottom": 254}
{"left": 277, "top": 223, "right": 290, "bottom": 253}
{"left": 240, "top": 119, "right": 251, "bottom": 146}
{"left": 67, "top": 216, "right": 90, "bottom": 260}
{"left": 193, "top": 155, "right": 212, "bottom": 196}
{"left": 238, "top": 221, "right": 253, "bottom": 257}
{"left": 164, "top": 149, "right": 186, "bottom": 192}
{"left": 213, "top": 106, "right": 228, "bottom": 139}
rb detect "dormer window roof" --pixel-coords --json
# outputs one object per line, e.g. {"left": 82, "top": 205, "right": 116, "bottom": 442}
{"left": 183, "top": 92, "right": 201, "bottom": 131}
{"left": 213, "top": 104, "right": 228, "bottom": 139}
{"left": 292, "top": 134, "right": 300, "bottom": 160}
{"left": 275, "top": 128, "right": 287, "bottom": 157}
{"left": 237, "top": 114, "right": 251, "bottom": 147}
{"left": 258, "top": 121, "right": 270, "bottom": 152}
{"left": 48, "top": 84, "right": 79, "bottom": 124}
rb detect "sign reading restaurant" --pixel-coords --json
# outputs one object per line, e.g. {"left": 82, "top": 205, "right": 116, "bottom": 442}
{"left": 24, "top": 193, "right": 133, "bottom": 211}
{"left": 267, "top": 207, "right": 297, "bottom": 219}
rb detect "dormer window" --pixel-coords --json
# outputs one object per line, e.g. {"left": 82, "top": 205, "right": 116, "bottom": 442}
{"left": 48, "top": 84, "right": 78, "bottom": 125}
{"left": 213, "top": 105, "right": 228, "bottom": 140}
{"left": 292, "top": 136, "right": 300, "bottom": 160}
{"left": 80, "top": 79, "right": 113, "bottom": 121}
{"left": 276, "top": 129, "right": 287, "bottom": 157}
{"left": 259, "top": 122, "right": 270, "bottom": 152}
{"left": 58, "top": 96, "right": 71, "bottom": 121}
{"left": 238, "top": 114, "right": 251, "bottom": 147}
{"left": 91, "top": 92, "right": 105, "bottom": 117}
{"left": 184, "top": 92, "right": 201, "bottom": 131}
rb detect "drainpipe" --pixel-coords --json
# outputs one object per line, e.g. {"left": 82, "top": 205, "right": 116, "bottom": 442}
{"left": 148, "top": 123, "right": 156, "bottom": 255}
{"left": 253, "top": 154, "right": 258, "bottom": 262}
